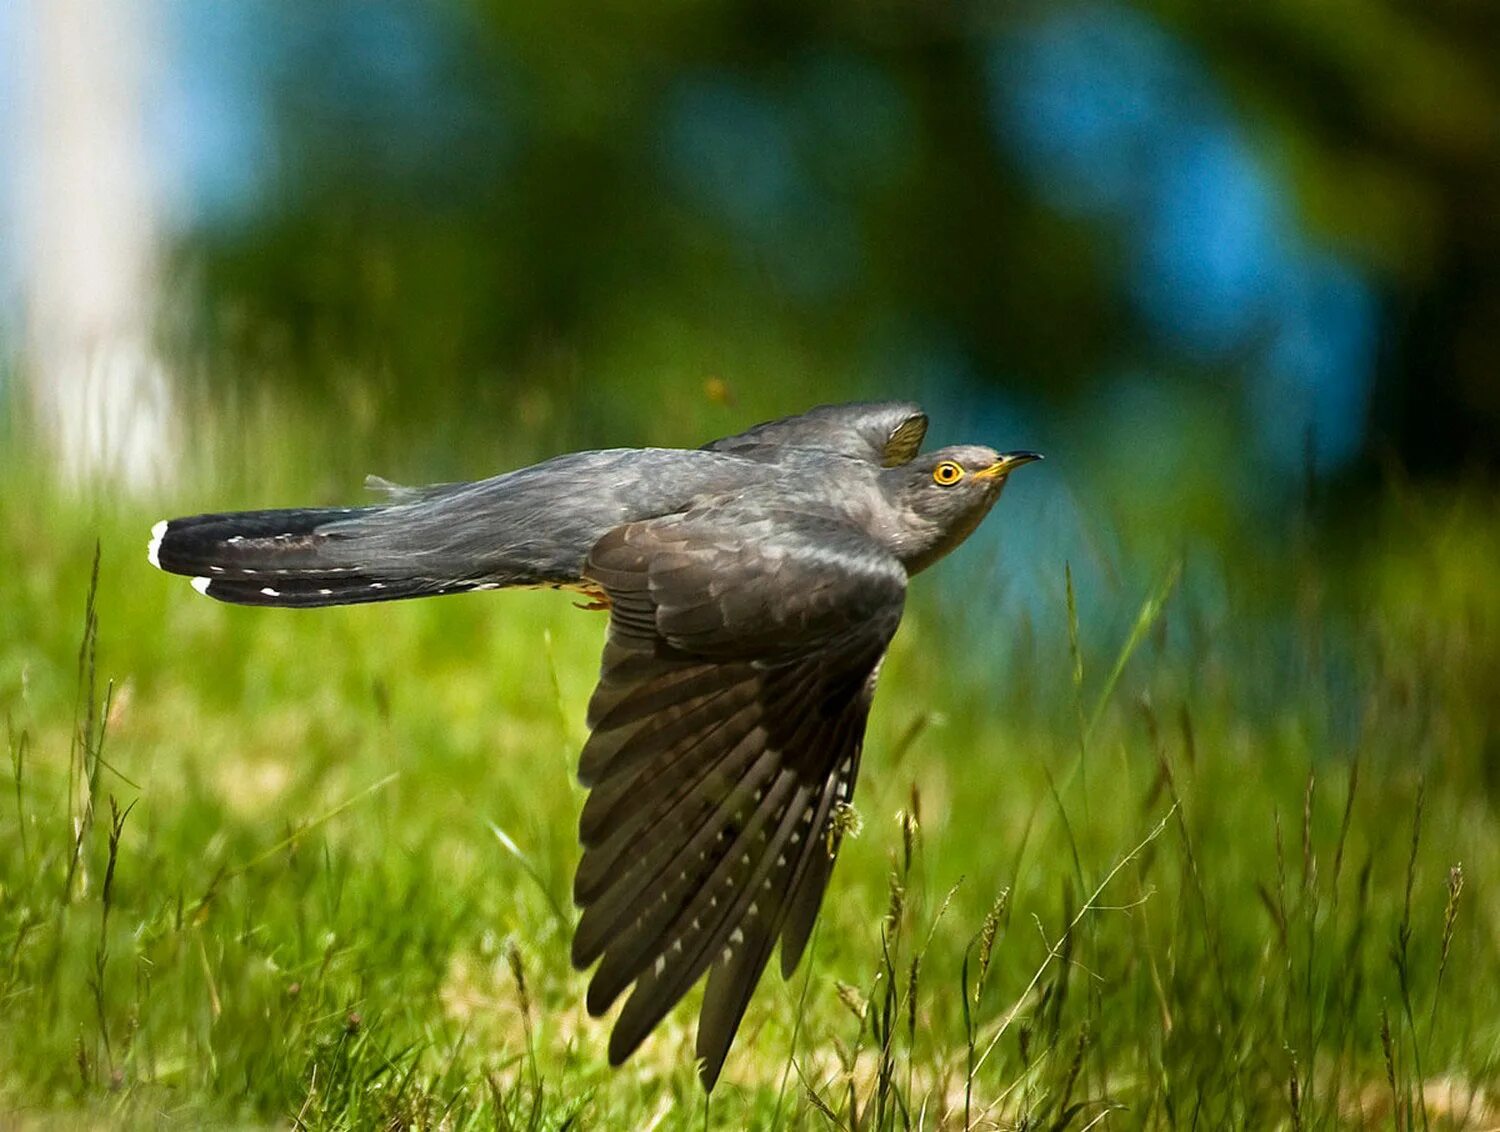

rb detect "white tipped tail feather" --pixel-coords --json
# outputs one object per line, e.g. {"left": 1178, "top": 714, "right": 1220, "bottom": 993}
{"left": 149, "top": 504, "right": 521, "bottom": 608}
{"left": 147, "top": 519, "right": 168, "bottom": 569}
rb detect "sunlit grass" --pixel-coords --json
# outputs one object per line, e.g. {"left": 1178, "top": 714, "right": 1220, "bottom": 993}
{"left": 1, "top": 408, "right": 1497, "bottom": 1130}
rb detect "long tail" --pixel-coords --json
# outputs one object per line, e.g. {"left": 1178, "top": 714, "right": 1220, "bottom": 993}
{"left": 148, "top": 503, "right": 506, "bottom": 608}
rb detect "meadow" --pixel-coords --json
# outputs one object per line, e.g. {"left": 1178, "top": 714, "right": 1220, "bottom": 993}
{"left": 1, "top": 404, "right": 1496, "bottom": 1130}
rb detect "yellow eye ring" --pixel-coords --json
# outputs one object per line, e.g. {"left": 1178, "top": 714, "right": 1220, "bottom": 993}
{"left": 933, "top": 460, "right": 964, "bottom": 486}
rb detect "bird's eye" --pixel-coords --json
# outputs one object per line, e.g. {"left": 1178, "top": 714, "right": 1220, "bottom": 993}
{"left": 932, "top": 461, "right": 964, "bottom": 486}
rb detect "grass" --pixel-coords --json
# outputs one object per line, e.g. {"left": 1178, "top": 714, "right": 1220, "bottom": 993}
{"left": 1, "top": 411, "right": 1498, "bottom": 1130}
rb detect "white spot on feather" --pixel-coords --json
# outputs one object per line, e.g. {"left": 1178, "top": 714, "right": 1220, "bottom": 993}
{"left": 146, "top": 520, "right": 167, "bottom": 569}
{"left": 260, "top": 587, "right": 280, "bottom": 597}
{"left": 190, "top": 577, "right": 211, "bottom": 595}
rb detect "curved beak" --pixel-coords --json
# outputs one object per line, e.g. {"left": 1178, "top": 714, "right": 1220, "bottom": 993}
{"left": 975, "top": 450, "right": 1044, "bottom": 480}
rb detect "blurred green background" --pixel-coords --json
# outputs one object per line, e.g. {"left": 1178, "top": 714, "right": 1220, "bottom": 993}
{"left": 2, "top": 1, "right": 1499, "bottom": 1128}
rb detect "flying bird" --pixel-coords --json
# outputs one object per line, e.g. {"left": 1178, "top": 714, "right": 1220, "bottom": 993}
{"left": 148, "top": 401, "right": 1041, "bottom": 1087}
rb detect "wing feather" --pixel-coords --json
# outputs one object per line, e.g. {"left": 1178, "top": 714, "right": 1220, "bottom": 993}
{"left": 591, "top": 767, "right": 804, "bottom": 1022}
{"left": 578, "top": 671, "right": 760, "bottom": 802}
{"left": 608, "top": 776, "right": 819, "bottom": 1066}
{"left": 571, "top": 510, "right": 906, "bottom": 1087}
{"left": 576, "top": 686, "right": 760, "bottom": 849}
{"left": 696, "top": 696, "right": 870, "bottom": 1082}
{"left": 574, "top": 734, "right": 780, "bottom": 974}
{"left": 779, "top": 741, "right": 864, "bottom": 976}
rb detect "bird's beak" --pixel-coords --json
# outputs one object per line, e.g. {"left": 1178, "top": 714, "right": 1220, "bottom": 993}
{"left": 975, "top": 451, "right": 1044, "bottom": 480}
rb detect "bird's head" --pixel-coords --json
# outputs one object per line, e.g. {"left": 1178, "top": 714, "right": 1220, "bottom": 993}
{"left": 881, "top": 446, "right": 1042, "bottom": 574}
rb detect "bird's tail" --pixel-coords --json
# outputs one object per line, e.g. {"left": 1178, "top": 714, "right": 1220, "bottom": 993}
{"left": 148, "top": 502, "right": 501, "bottom": 608}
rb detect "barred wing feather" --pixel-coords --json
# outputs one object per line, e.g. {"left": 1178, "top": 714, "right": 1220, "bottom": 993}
{"left": 571, "top": 510, "right": 905, "bottom": 1087}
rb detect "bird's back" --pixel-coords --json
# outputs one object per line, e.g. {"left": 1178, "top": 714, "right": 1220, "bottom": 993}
{"left": 150, "top": 403, "right": 915, "bottom": 608}
{"left": 322, "top": 446, "right": 794, "bottom": 586}
{"left": 152, "top": 444, "right": 886, "bottom": 606}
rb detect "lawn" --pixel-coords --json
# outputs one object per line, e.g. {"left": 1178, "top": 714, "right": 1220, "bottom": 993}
{"left": 2, "top": 413, "right": 1497, "bottom": 1130}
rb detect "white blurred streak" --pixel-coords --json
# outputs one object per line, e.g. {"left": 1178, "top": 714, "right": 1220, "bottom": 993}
{"left": 18, "top": 0, "right": 176, "bottom": 491}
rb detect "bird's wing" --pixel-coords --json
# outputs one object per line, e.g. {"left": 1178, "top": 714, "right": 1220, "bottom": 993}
{"left": 704, "top": 401, "right": 928, "bottom": 467}
{"left": 572, "top": 509, "right": 907, "bottom": 1087}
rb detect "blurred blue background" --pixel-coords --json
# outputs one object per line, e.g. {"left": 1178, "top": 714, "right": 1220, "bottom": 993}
{"left": 3, "top": 0, "right": 1498, "bottom": 670}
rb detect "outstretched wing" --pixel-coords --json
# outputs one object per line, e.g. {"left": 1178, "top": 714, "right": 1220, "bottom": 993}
{"left": 705, "top": 401, "right": 928, "bottom": 467}
{"left": 571, "top": 509, "right": 906, "bottom": 1087}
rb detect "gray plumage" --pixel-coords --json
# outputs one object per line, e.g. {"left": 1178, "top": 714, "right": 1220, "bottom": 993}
{"left": 148, "top": 400, "right": 1040, "bottom": 1087}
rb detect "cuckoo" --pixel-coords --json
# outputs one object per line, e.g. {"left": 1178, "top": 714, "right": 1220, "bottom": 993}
{"left": 148, "top": 400, "right": 1041, "bottom": 1087}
